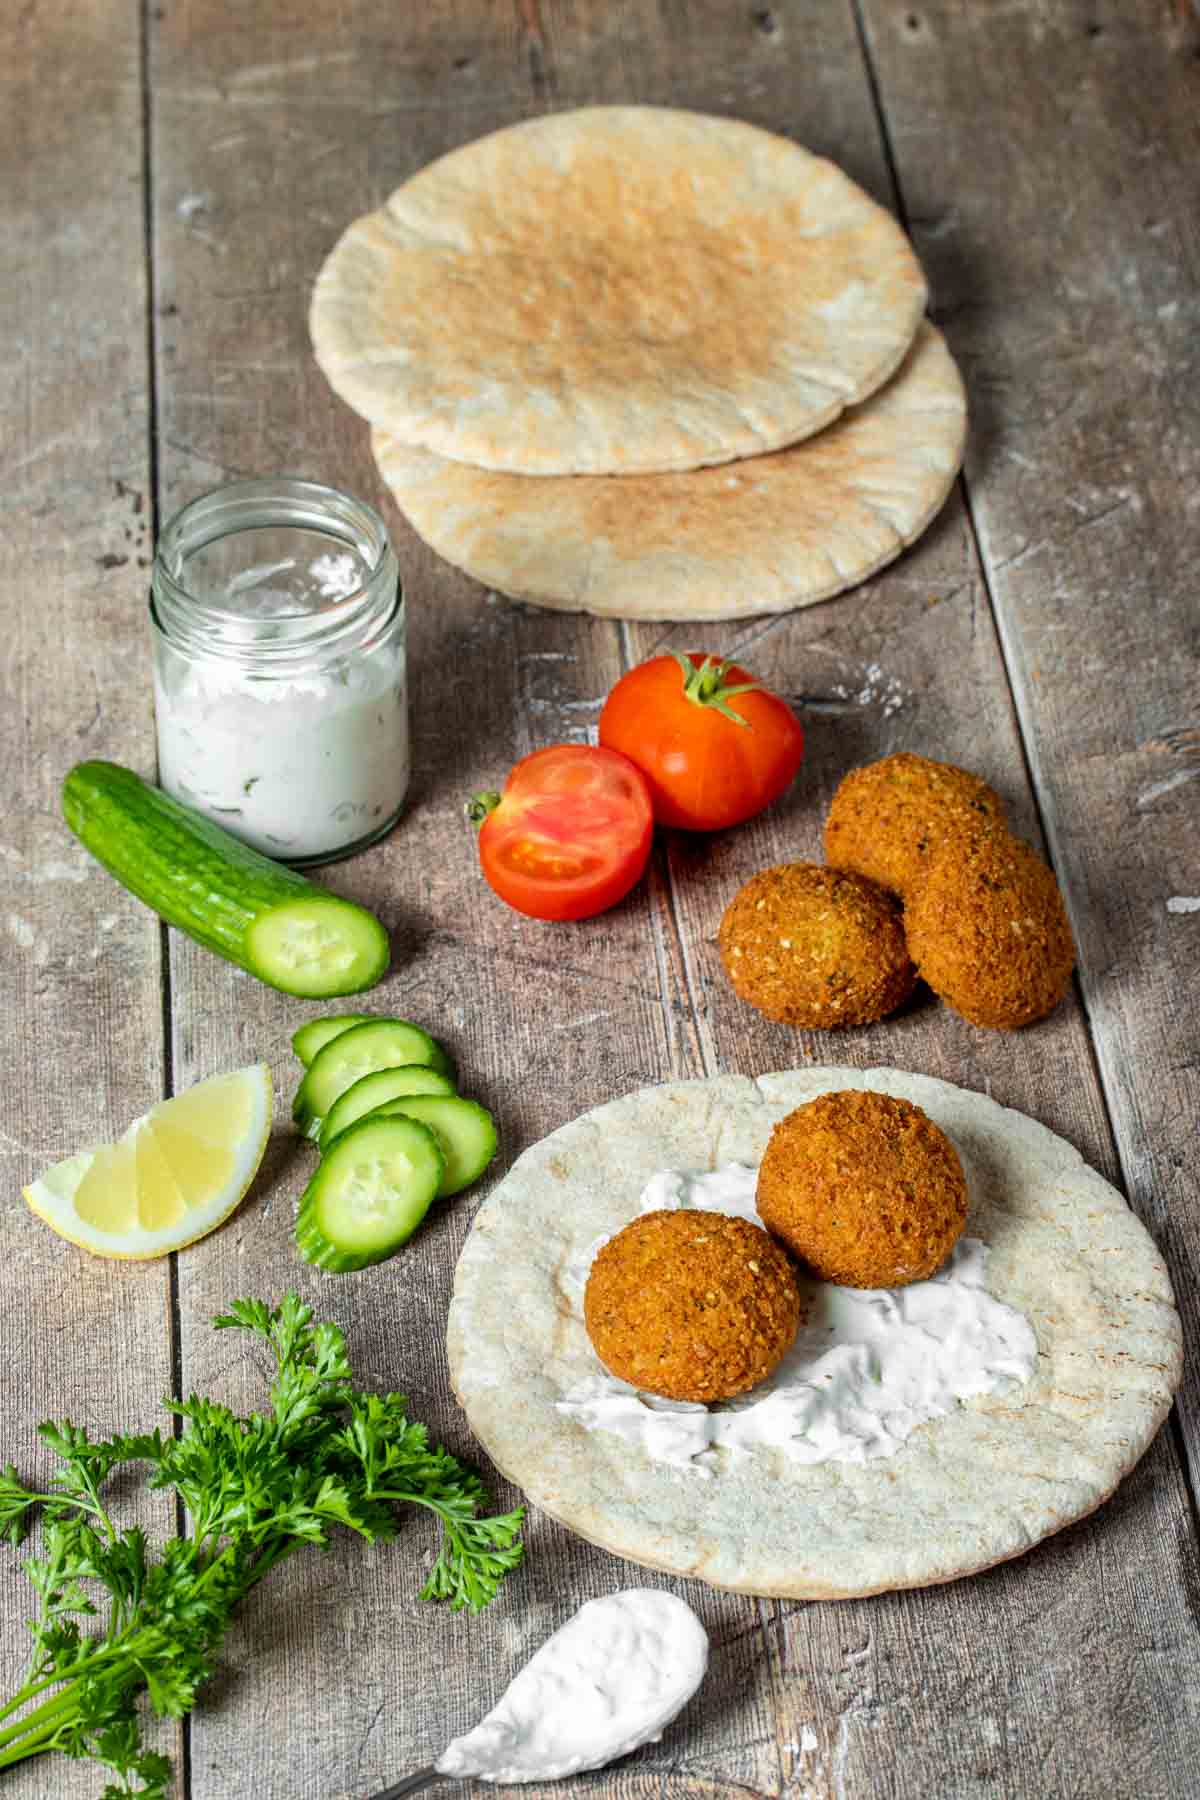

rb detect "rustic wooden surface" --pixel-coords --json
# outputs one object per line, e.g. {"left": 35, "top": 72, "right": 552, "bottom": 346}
{"left": 2, "top": 2, "right": 1197, "bottom": 1798}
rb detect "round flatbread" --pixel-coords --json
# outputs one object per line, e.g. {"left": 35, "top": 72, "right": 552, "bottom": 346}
{"left": 311, "top": 106, "right": 928, "bottom": 476}
{"left": 373, "top": 322, "right": 965, "bottom": 620}
{"left": 448, "top": 1069, "right": 1180, "bottom": 1599}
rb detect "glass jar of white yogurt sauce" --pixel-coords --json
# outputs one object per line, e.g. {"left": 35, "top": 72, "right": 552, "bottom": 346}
{"left": 150, "top": 479, "right": 408, "bottom": 867}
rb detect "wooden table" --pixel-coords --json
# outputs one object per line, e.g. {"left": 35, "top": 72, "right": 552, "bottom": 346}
{"left": 3, "top": 3, "right": 1198, "bottom": 1796}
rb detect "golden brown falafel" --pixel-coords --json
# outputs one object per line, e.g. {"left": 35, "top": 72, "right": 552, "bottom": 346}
{"left": 904, "top": 833, "right": 1075, "bottom": 1029}
{"left": 756, "top": 1089, "right": 967, "bottom": 1288}
{"left": 824, "top": 752, "right": 1005, "bottom": 898}
{"left": 718, "top": 863, "right": 916, "bottom": 1029}
{"left": 584, "top": 1208, "right": 802, "bottom": 1402}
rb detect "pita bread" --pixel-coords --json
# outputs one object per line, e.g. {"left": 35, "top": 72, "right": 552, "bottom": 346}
{"left": 447, "top": 1069, "right": 1180, "bottom": 1599}
{"left": 311, "top": 107, "right": 928, "bottom": 476}
{"left": 373, "top": 322, "right": 965, "bottom": 620}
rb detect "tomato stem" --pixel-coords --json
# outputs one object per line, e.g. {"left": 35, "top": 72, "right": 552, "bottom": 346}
{"left": 465, "top": 791, "right": 502, "bottom": 830}
{"left": 668, "top": 651, "right": 759, "bottom": 728}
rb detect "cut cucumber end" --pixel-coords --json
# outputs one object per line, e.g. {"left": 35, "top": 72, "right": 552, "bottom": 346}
{"left": 248, "top": 897, "right": 390, "bottom": 999}
{"left": 295, "top": 1115, "right": 444, "bottom": 1272}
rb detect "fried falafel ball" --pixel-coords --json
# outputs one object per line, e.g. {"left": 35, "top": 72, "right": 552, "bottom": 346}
{"left": 824, "top": 752, "right": 1005, "bottom": 898}
{"left": 904, "top": 833, "right": 1075, "bottom": 1029}
{"left": 756, "top": 1090, "right": 967, "bottom": 1288}
{"left": 718, "top": 863, "right": 916, "bottom": 1029}
{"left": 584, "top": 1208, "right": 802, "bottom": 1402}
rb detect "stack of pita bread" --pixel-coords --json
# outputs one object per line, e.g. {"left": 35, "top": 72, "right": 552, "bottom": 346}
{"left": 310, "top": 107, "right": 966, "bottom": 622}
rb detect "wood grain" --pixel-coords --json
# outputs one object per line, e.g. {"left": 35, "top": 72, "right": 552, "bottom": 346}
{"left": 0, "top": 1, "right": 179, "bottom": 1794}
{"left": 856, "top": 0, "right": 1200, "bottom": 1492}
{"left": 149, "top": 3, "right": 778, "bottom": 1794}
{"left": 1, "top": 0, "right": 1197, "bottom": 1796}
{"left": 610, "top": 7, "right": 1200, "bottom": 1796}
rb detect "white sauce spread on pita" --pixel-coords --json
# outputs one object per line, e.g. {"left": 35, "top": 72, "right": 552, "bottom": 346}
{"left": 434, "top": 1589, "right": 708, "bottom": 1783}
{"left": 558, "top": 1165, "right": 1037, "bottom": 1473}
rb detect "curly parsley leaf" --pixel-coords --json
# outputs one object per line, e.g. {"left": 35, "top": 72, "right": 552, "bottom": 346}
{"left": 0, "top": 1294, "right": 522, "bottom": 1794}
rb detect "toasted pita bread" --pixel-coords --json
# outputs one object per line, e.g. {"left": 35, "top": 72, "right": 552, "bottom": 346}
{"left": 448, "top": 1069, "right": 1180, "bottom": 1599}
{"left": 373, "top": 322, "right": 965, "bottom": 619}
{"left": 312, "top": 107, "right": 928, "bottom": 476}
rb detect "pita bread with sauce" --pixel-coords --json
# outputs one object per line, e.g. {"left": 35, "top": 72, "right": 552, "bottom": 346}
{"left": 447, "top": 1068, "right": 1180, "bottom": 1599}
{"left": 372, "top": 322, "right": 966, "bottom": 621}
{"left": 310, "top": 107, "right": 928, "bottom": 476}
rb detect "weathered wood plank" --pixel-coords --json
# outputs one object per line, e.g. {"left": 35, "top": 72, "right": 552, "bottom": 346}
{"left": 613, "top": 2, "right": 1200, "bottom": 1796}
{"left": 159, "top": 0, "right": 1200, "bottom": 1785}
{"left": 856, "top": 0, "right": 1200, "bottom": 1503}
{"left": 0, "top": 4, "right": 178, "bottom": 1795}
{"left": 146, "top": 4, "right": 761, "bottom": 1795}
{"left": 17, "top": 0, "right": 1188, "bottom": 1796}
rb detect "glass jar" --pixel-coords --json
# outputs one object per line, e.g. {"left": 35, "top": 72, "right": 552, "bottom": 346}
{"left": 150, "top": 478, "right": 408, "bottom": 868}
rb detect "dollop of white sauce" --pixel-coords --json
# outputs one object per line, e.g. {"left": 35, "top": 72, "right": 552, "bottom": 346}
{"left": 558, "top": 1165, "right": 1038, "bottom": 1474}
{"left": 434, "top": 1589, "right": 708, "bottom": 1784}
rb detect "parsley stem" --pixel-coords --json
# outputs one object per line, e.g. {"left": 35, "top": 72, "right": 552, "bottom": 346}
{"left": 0, "top": 1293, "right": 523, "bottom": 1792}
{"left": 0, "top": 1683, "right": 86, "bottom": 1758}
{"left": 0, "top": 1671, "right": 81, "bottom": 1729}
{"left": 4, "top": 1487, "right": 108, "bottom": 1522}
{"left": 0, "top": 1624, "right": 152, "bottom": 1738}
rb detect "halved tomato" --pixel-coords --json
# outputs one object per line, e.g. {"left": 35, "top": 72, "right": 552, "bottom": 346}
{"left": 469, "top": 744, "right": 654, "bottom": 922}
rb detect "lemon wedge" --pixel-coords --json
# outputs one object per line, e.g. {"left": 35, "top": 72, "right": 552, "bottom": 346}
{"left": 24, "top": 1064, "right": 273, "bottom": 1259}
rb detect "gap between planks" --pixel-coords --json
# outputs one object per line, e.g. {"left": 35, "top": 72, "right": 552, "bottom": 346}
{"left": 845, "top": 0, "right": 1200, "bottom": 1546}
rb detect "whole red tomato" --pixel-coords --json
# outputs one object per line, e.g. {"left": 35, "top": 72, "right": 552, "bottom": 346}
{"left": 468, "top": 743, "right": 654, "bottom": 921}
{"left": 598, "top": 652, "right": 804, "bottom": 830}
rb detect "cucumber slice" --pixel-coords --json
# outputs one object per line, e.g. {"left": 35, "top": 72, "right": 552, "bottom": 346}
{"left": 317, "top": 1064, "right": 457, "bottom": 1153}
{"left": 293, "top": 1019, "right": 454, "bottom": 1139}
{"left": 291, "top": 1014, "right": 372, "bottom": 1067}
{"left": 62, "top": 761, "right": 389, "bottom": 998}
{"left": 370, "top": 1095, "right": 498, "bottom": 1197}
{"left": 248, "top": 902, "right": 390, "bottom": 999}
{"left": 295, "top": 1115, "right": 444, "bottom": 1272}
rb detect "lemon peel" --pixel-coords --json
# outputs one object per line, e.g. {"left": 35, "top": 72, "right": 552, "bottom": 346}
{"left": 23, "top": 1064, "right": 273, "bottom": 1259}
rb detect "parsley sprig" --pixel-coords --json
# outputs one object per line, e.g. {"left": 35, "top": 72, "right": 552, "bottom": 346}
{"left": 0, "top": 1295, "right": 523, "bottom": 1797}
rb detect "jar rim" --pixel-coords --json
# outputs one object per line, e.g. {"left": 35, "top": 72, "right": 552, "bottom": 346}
{"left": 151, "top": 478, "right": 399, "bottom": 665}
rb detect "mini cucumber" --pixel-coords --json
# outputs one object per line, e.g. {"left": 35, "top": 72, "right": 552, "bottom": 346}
{"left": 293, "top": 1019, "right": 454, "bottom": 1139}
{"left": 370, "top": 1094, "right": 497, "bottom": 1197}
{"left": 295, "top": 1114, "right": 445, "bottom": 1272}
{"left": 291, "top": 1014, "right": 372, "bottom": 1067}
{"left": 317, "top": 1064, "right": 457, "bottom": 1153}
{"left": 63, "top": 761, "right": 389, "bottom": 999}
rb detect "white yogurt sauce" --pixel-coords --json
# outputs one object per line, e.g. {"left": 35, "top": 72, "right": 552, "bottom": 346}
{"left": 557, "top": 1165, "right": 1038, "bottom": 1474}
{"left": 153, "top": 529, "right": 409, "bottom": 862}
{"left": 154, "top": 659, "right": 409, "bottom": 860}
{"left": 435, "top": 1589, "right": 708, "bottom": 1784}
